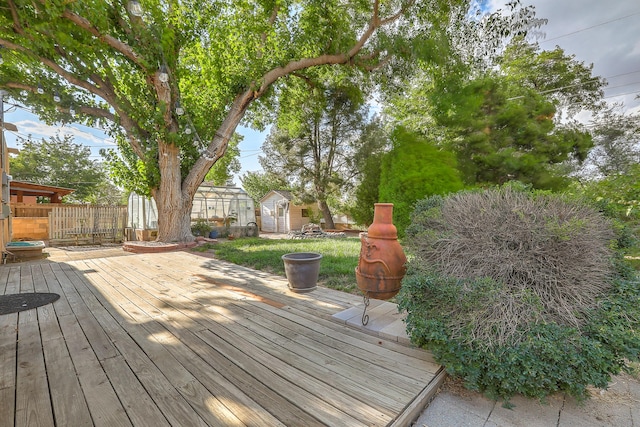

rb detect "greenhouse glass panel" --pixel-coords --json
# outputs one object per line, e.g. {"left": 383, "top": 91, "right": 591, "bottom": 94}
{"left": 127, "top": 193, "right": 158, "bottom": 229}
{"left": 191, "top": 184, "right": 256, "bottom": 226}
{"left": 128, "top": 184, "right": 256, "bottom": 231}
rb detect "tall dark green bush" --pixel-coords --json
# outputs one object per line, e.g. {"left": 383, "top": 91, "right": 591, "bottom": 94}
{"left": 378, "top": 127, "right": 464, "bottom": 237}
{"left": 351, "top": 152, "right": 383, "bottom": 227}
{"left": 399, "top": 186, "right": 640, "bottom": 403}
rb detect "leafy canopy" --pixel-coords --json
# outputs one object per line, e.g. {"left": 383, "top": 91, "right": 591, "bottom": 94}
{"left": 388, "top": 17, "right": 604, "bottom": 190}
{"left": 0, "top": 0, "right": 472, "bottom": 242}
{"left": 240, "top": 170, "right": 291, "bottom": 206}
{"left": 348, "top": 117, "right": 390, "bottom": 226}
{"left": 260, "top": 82, "right": 371, "bottom": 227}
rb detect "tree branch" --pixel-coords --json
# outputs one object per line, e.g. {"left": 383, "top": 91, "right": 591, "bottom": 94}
{"left": 257, "top": 5, "right": 280, "bottom": 59}
{"left": 290, "top": 72, "right": 318, "bottom": 89}
{"left": 358, "top": 54, "right": 393, "bottom": 71}
{"left": 184, "top": 0, "right": 411, "bottom": 196}
{"left": 0, "top": 38, "right": 112, "bottom": 102}
{"left": 3, "top": 81, "right": 115, "bottom": 123}
{"left": 256, "top": 0, "right": 408, "bottom": 95}
{"left": 61, "top": 10, "right": 145, "bottom": 69}
{"left": 183, "top": 89, "right": 255, "bottom": 194}
{"left": 4, "top": 82, "right": 32, "bottom": 92}
{"left": 380, "top": 0, "right": 415, "bottom": 25}
{"left": 6, "top": 0, "right": 25, "bottom": 34}
{"left": 73, "top": 105, "right": 116, "bottom": 122}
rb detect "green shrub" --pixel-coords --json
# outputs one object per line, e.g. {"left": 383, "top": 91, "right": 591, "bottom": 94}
{"left": 398, "top": 186, "right": 640, "bottom": 403}
{"left": 378, "top": 127, "right": 464, "bottom": 237}
{"left": 191, "top": 219, "right": 211, "bottom": 236}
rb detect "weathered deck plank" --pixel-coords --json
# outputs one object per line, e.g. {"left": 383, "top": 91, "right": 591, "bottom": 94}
{"left": 0, "top": 267, "right": 19, "bottom": 427}
{"left": 33, "top": 264, "right": 94, "bottom": 427}
{"left": 15, "top": 265, "right": 55, "bottom": 427}
{"left": 0, "top": 250, "right": 441, "bottom": 427}
{"left": 89, "top": 257, "right": 382, "bottom": 426}
{"left": 97, "top": 257, "right": 422, "bottom": 399}
{"left": 99, "top": 256, "right": 427, "bottom": 398}
{"left": 55, "top": 262, "right": 211, "bottom": 427}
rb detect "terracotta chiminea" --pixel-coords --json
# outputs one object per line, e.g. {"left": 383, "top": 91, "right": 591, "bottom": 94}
{"left": 355, "top": 203, "right": 407, "bottom": 323}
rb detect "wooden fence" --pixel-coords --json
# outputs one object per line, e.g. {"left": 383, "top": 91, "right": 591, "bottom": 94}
{"left": 12, "top": 203, "right": 60, "bottom": 218}
{"left": 49, "top": 205, "right": 128, "bottom": 245}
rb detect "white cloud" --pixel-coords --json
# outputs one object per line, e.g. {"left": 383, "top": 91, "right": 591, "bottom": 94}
{"left": 13, "top": 119, "right": 115, "bottom": 147}
{"left": 489, "top": 0, "right": 640, "bottom": 113}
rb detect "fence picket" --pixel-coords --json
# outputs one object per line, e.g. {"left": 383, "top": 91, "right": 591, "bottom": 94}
{"left": 49, "top": 205, "right": 127, "bottom": 245}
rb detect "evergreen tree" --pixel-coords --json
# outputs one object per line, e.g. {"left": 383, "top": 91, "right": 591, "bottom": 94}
{"left": 379, "top": 128, "right": 464, "bottom": 236}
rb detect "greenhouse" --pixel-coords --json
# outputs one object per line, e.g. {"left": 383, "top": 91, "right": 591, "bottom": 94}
{"left": 127, "top": 184, "right": 257, "bottom": 240}
{"left": 126, "top": 192, "right": 159, "bottom": 240}
{"left": 191, "top": 183, "right": 256, "bottom": 227}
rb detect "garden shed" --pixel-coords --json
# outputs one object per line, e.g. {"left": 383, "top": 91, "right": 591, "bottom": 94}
{"left": 260, "top": 190, "right": 314, "bottom": 233}
{"left": 260, "top": 190, "right": 357, "bottom": 233}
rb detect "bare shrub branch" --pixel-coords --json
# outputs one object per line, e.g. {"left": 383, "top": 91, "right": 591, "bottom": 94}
{"left": 409, "top": 187, "right": 617, "bottom": 347}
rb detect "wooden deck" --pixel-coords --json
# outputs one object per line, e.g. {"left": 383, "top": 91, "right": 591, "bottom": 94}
{"left": 0, "top": 250, "right": 442, "bottom": 427}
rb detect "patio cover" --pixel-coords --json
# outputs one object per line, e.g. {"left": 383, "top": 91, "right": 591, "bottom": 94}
{"left": 10, "top": 180, "right": 75, "bottom": 203}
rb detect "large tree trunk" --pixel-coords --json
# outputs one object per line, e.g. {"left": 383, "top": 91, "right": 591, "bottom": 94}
{"left": 318, "top": 199, "right": 335, "bottom": 229}
{"left": 149, "top": 91, "right": 255, "bottom": 243}
{"left": 154, "top": 143, "right": 196, "bottom": 242}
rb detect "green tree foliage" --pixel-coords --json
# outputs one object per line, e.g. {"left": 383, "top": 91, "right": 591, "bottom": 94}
{"left": 378, "top": 128, "right": 464, "bottom": 236}
{"left": 204, "top": 133, "right": 241, "bottom": 186}
{"left": 260, "top": 84, "right": 369, "bottom": 229}
{"left": 572, "top": 107, "right": 640, "bottom": 226}
{"left": 10, "top": 134, "right": 119, "bottom": 203}
{"left": 389, "top": 15, "right": 604, "bottom": 190}
{"left": 240, "top": 171, "right": 290, "bottom": 206}
{"left": 498, "top": 37, "right": 605, "bottom": 115}
{"left": 399, "top": 186, "right": 640, "bottom": 402}
{"left": 430, "top": 72, "right": 593, "bottom": 189}
{"left": 0, "top": 0, "right": 467, "bottom": 242}
{"left": 574, "top": 165, "right": 640, "bottom": 226}
{"left": 351, "top": 152, "right": 384, "bottom": 227}
{"left": 583, "top": 106, "right": 640, "bottom": 178}
{"left": 348, "top": 117, "right": 390, "bottom": 226}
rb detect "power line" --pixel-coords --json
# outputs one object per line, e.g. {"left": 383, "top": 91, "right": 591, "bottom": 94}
{"left": 541, "top": 10, "right": 640, "bottom": 43}
{"left": 602, "top": 90, "right": 640, "bottom": 100}
{"left": 603, "top": 81, "right": 640, "bottom": 92}
{"left": 507, "top": 78, "right": 640, "bottom": 101}
{"left": 606, "top": 70, "right": 640, "bottom": 80}
{"left": 240, "top": 152, "right": 262, "bottom": 159}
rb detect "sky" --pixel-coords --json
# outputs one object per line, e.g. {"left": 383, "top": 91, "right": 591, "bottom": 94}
{"left": 2, "top": 0, "right": 639, "bottom": 186}
{"left": 489, "top": 0, "right": 640, "bottom": 114}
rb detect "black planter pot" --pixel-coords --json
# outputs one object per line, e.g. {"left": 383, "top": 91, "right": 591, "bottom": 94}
{"left": 282, "top": 252, "right": 322, "bottom": 293}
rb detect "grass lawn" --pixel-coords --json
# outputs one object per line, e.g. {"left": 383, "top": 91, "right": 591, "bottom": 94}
{"left": 197, "top": 237, "right": 362, "bottom": 294}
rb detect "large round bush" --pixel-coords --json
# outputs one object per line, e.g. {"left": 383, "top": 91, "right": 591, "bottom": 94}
{"left": 398, "top": 186, "right": 640, "bottom": 402}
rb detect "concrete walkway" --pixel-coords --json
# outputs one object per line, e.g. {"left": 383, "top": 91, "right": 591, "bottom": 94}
{"left": 413, "top": 369, "right": 640, "bottom": 427}
{"left": 331, "top": 298, "right": 412, "bottom": 345}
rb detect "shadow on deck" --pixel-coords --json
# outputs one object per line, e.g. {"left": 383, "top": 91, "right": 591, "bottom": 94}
{"left": 0, "top": 249, "right": 443, "bottom": 426}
